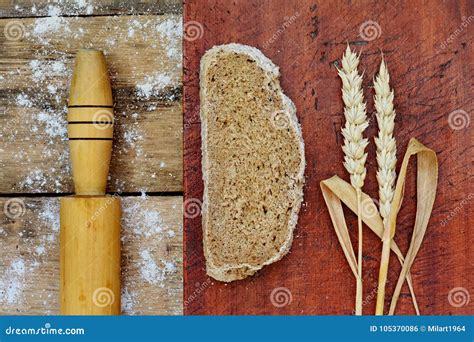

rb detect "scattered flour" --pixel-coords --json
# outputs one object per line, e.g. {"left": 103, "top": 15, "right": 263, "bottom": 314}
{"left": 37, "top": 109, "right": 68, "bottom": 139}
{"left": 1, "top": 199, "right": 59, "bottom": 311}
{"left": 35, "top": 245, "right": 46, "bottom": 256}
{"left": 74, "top": 0, "right": 94, "bottom": 13}
{"left": 156, "top": 18, "right": 182, "bottom": 42}
{"left": 121, "top": 286, "right": 138, "bottom": 315}
{"left": 156, "top": 17, "right": 183, "bottom": 61}
{"left": 0, "top": 197, "right": 179, "bottom": 313}
{"left": 121, "top": 197, "right": 180, "bottom": 311}
{"left": 21, "top": 164, "right": 68, "bottom": 192}
{"left": 16, "top": 94, "right": 33, "bottom": 108}
{"left": 35, "top": 16, "right": 60, "bottom": 34}
{"left": 1, "top": 5, "right": 182, "bottom": 315}
{"left": 162, "top": 260, "right": 177, "bottom": 274}
{"left": 0, "top": 258, "right": 27, "bottom": 305}
{"left": 30, "top": 59, "right": 69, "bottom": 83}
{"left": 122, "top": 197, "right": 166, "bottom": 238}
{"left": 139, "top": 250, "right": 164, "bottom": 284}
{"left": 3, "top": 14, "right": 182, "bottom": 193}
{"left": 47, "top": 84, "right": 57, "bottom": 94}
{"left": 136, "top": 73, "right": 173, "bottom": 100}
{"left": 28, "top": 4, "right": 98, "bottom": 46}
{"left": 12, "top": 56, "right": 71, "bottom": 192}
{"left": 138, "top": 250, "right": 177, "bottom": 287}
{"left": 120, "top": 123, "right": 144, "bottom": 159}
{"left": 38, "top": 199, "right": 60, "bottom": 233}
{"left": 32, "top": 8, "right": 72, "bottom": 44}
{"left": 47, "top": 4, "right": 61, "bottom": 16}
{"left": 20, "top": 169, "right": 49, "bottom": 191}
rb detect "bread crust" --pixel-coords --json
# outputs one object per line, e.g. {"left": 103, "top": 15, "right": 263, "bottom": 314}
{"left": 200, "top": 43, "right": 305, "bottom": 282}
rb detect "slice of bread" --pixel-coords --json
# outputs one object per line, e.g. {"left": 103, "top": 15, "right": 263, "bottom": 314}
{"left": 200, "top": 43, "right": 305, "bottom": 282}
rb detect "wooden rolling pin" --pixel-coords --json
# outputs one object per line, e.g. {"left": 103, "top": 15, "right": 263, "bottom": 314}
{"left": 60, "top": 49, "right": 121, "bottom": 315}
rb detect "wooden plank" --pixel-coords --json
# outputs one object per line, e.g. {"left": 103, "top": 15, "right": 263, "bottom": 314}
{"left": 0, "top": 0, "right": 181, "bottom": 18}
{"left": 0, "top": 195, "right": 183, "bottom": 315}
{"left": 0, "top": 14, "right": 182, "bottom": 193}
{"left": 183, "top": 0, "right": 473, "bottom": 314}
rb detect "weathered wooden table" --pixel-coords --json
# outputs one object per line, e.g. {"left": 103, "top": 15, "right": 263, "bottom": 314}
{"left": 184, "top": 0, "right": 473, "bottom": 315}
{"left": 0, "top": 0, "right": 183, "bottom": 315}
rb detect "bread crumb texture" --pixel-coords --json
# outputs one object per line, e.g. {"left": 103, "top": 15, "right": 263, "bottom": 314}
{"left": 200, "top": 44, "right": 305, "bottom": 282}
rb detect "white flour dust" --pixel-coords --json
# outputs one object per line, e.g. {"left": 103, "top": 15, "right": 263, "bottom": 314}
{"left": 1, "top": 4, "right": 182, "bottom": 315}
{"left": 120, "top": 196, "right": 180, "bottom": 314}
{"left": 0, "top": 199, "right": 59, "bottom": 310}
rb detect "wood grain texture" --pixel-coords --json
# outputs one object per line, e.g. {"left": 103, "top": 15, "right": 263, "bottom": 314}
{"left": 0, "top": 14, "right": 182, "bottom": 193}
{"left": 60, "top": 196, "right": 122, "bottom": 315}
{"left": 183, "top": 0, "right": 473, "bottom": 314}
{"left": 0, "top": 3, "right": 184, "bottom": 316}
{"left": 0, "top": 0, "right": 181, "bottom": 18}
{"left": 67, "top": 49, "right": 115, "bottom": 196}
{"left": 0, "top": 196, "right": 182, "bottom": 315}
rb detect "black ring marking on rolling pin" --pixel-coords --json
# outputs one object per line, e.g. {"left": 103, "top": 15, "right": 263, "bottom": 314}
{"left": 68, "top": 121, "right": 114, "bottom": 124}
{"left": 69, "top": 138, "right": 113, "bottom": 140}
{"left": 68, "top": 105, "right": 114, "bottom": 108}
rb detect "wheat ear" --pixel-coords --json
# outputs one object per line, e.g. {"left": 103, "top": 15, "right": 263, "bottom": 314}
{"left": 374, "top": 59, "right": 397, "bottom": 225}
{"left": 373, "top": 58, "right": 397, "bottom": 315}
{"left": 338, "top": 45, "right": 369, "bottom": 315}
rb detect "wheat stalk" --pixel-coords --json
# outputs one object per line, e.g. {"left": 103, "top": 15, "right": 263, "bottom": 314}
{"left": 373, "top": 58, "right": 397, "bottom": 315}
{"left": 338, "top": 45, "right": 368, "bottom": 315}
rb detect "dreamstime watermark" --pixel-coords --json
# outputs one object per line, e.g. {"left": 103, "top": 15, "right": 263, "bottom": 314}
{"left": 448, "top": 109, "right": 470, "bottom": 130}
{"left": 448, "top": 287, "right": 470, "bottom": 308}
{"left": 440, "top": 192, "right": 473, "bottom": 227}
{"left": 5, "top": 322, "right": 85, "bottom": 336}
{"left": 440, "top": 16, "right": 474, "bottom": 50}
{"left": 92, "top": 287, "right": 115, "bottom": 308}
{"left": 3, "top": 198, "right": 26, "bottom": 219}
{"left": 359, "top": 20, "right": 382, "bottom": 41}
{"left": 184, "top": 198, "right": 203, "bottom": 218}
{"left": 87, "top": 193, "right": 120, "bottom": 225}
{"left": 4, "top": 20, "right": 25, "bottom": 41}
{"left": 262, "top": 11, "right": 301, "bottom": 49}
{"left": 352, "top": 287, "right": 378, "bottom": 314}
{"left": 361, "top": 197, "right": 380, "bottom": 219}
{"left": 184, "top": 21, "right": 204, "bottom": 42}
{"left": 270, "top": 287, "right": 292, "bottom": 308}
{"left": 271, "top": 110, "right": 290, "bottom": 130}
{"left": 184, "top": 279, "right": 212, "bottom": 309}
{"left": 90, "top": 16, "right": 120, "bottom": 44}
{"left": 92, "top": 109, "right": 114, "bottom": 131}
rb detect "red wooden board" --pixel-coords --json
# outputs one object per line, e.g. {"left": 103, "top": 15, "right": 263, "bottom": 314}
{"left": 183, "top": 0, "right": 473, "bottom": 315}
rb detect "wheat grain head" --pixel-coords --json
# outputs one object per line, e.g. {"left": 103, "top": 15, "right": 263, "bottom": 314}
{"left": 338, "top": 45, "right": 369, "bottom": 189}
{"left": 374, "top": 58, "right": 397, "bottom": 223}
